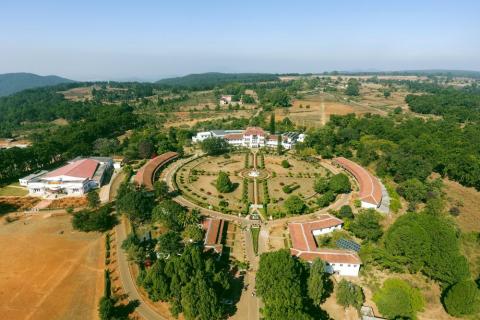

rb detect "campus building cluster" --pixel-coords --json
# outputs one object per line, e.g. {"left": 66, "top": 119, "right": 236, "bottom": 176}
{"left": 288, "top": 214, "right": 362, "bottom": 277}
{"left": 19, "top": 157, "right": 113, "bottom": 197}
{"left": 192, "top": 126, "right": 305, "bottom": 150}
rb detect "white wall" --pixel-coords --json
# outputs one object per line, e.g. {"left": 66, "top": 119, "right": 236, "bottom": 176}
{"left": 361, "top": 201, "right": 378, "bottom": 209}
{"left": 312, "top": 225, "right": 342, "bottom": 236}
{"left": 326, "top": 263, "right": 360, "bottom": 277}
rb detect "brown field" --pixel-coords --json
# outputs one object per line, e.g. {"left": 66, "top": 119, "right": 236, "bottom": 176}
{"left": 276, "top": 93, "right": 383, "bottom": 128}
{"left": 443, "top": 178, "right": 480, "bottom": 232}
{"left": 59, "top": 86, "right": 94, "bottom": 101}
{"left": 47, "top": 197, "right": 88, "bottom": 209}
{"left": 0, "top": 214, "right": 103, "bottom": 320}
{"left": 163, "top": 109, "right": 254, "bottom": 128}
{"left": 267, "top": 224, "right": 287, "bottom": 251}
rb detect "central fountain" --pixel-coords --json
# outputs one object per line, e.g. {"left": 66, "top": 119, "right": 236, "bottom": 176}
{"left": 248, "top": 169, "right": 260, "bottom": 178}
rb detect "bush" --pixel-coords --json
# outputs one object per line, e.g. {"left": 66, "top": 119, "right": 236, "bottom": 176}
{"left": 284, "top": 195, "right": 307, "bottom": 215}
{"left": 317, "top": 191, "right": 336, "bottom": 208}
{"left": 350, "top": 209, "right": 383, "bottom": 241}
{"left": 443, "top": 281, "right": 480, "bottom": 316}
{"left": 374, "top": 278, "right": 424, "bottom": 319}
{"left": 329, "top": 173, "right": 351, "bottom": 194}
{"left": 216, "top": 171, "right": 234, "bottom": 193}
{"left": 338, "top": 205, "right": 354, "bottom": 219}
{"left": 336, "top": 279, "right": 364, "bottom": 310}
{"left": 281, "top": 159, "right": 291, "bottom": 168}
{"left": 72, "top": 205, "right": 117, "bottom": 232}
{"left": 314, "top": 177, "right": 330, "bottom": 194}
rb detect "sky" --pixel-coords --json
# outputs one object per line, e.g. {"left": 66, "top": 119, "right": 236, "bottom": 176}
{"left": 1, "top": 0, "right": 479, "bottom": 81}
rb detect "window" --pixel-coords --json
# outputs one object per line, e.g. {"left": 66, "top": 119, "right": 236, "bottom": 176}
{"left": 348, "top": 264, "right": 351, "bottom": 267}
{"left": 339, "top": 264, "right": 343, "bottom": 267}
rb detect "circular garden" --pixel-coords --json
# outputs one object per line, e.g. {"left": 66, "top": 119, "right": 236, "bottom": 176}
{"left": 175, "top": 150, "right": 348, "bottom": 219}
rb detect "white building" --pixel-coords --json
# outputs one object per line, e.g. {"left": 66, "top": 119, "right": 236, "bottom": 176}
{"left": 288, "top": 214, "right": 362, "bottom": 277}
{"left": 219, "top": 95, "right": 232, "bottom": 105}
{"left": 20, "top": 157, "right": 113, "bottom": 197}
{"left": 192, "top": 127, "right": 305, "bottom": 150}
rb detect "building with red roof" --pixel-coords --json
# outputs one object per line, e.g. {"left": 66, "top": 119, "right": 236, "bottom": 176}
{"left": 20, "top": 157, "right": 113, "bottom": 197}
{"left": 334, "top": 157, "right": 383, "bottom": 209}
{"left": 288, "top": 214, "right": 361, "bottom": 276}
{"left": 202, "top": 218, "right": 226, "bottom": 254}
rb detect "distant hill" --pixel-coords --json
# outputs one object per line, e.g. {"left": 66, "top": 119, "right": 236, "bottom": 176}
{"left": 321, "top": 69, "right": 480, "bottom": 79}
{"left": 0, "top": 73, "right": 75, "bottom": 96}
{"left": 156, "top": 72, "right": 279, "bottom": 89}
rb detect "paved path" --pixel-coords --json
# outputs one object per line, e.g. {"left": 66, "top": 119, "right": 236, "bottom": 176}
{"left": 115, "top": 219, "right": 166, "bottom": 320}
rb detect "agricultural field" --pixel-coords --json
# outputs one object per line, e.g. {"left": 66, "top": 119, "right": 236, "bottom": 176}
{"left": 0, "top": 214, "right": 103, "bottom": 320}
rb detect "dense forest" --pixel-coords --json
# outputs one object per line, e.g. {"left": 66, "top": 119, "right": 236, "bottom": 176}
{"left": 155, "top": 72, "right": 279, "bottom": 89}
{"left": 299, "top": 112, "right": 480, "bottom": 190}
{"left": 0, "top": 102, "right": 137, "bottom": 183}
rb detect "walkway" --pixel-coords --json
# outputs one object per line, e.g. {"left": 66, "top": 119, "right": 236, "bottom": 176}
{"left": 115, "top": 219, "right": 166, "bottom": 320}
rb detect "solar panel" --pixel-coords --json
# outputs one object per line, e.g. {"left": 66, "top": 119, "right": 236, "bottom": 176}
{"left": 336, "top": 238, "right": 361, "bottom": 252}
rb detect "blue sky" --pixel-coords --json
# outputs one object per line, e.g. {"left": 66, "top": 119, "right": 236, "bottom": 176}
{"left": 1, "top": 0, "right": 479, "bottom": 81}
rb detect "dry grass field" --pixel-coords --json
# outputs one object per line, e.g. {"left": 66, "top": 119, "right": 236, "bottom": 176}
{"left": 267, "top": 224, "right": 287, "bottom": 251}
{"left": 59, "top": 86, "right": 94, "bottom": 101}
{"left": 47, "top": 197, "right": 88, "bottom": 209}
{"left": 276, "top": 93, "right": 383, "bottom": 128}
{"left": 0, "top": 196, "right": 40, "bottom": 213}
{"left": 443, "top": 178, "right": 480, "bottom": 232}
{"left": 0, "top": 214, "right": 103, "bottom": 320}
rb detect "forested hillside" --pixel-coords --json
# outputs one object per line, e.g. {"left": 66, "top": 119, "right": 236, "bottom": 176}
{"left": 156, "top": 72, "right": 279, "bottom": 89}
{"left": 0, "top": 73, "right": 74, "bottom": 96}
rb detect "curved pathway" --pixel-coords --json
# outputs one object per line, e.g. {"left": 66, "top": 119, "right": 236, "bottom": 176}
{"left": 115, "top": 219, "right": 166, "bottom": 320}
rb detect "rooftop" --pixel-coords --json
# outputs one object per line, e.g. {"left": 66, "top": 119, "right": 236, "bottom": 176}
{"left": 291, "top": 248, "right": 362, "bottom": 264}
{"left": 244, "top": 126, "right": 266, "bottom": 136}
{"left": 134, "top": 151, "right": 179, "bottom": 190}
{"left": 45, "top": 159, "right": 99, "bottom": 179}
{"left": 203, "top": 218, "right": 225, "bottom": 254}
{"left": 334, "top": 157, "right": 382, "bottom": 206}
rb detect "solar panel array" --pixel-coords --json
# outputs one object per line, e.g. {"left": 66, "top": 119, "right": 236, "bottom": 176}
{"left": 336, "top": 238, "right": 361, "bottom": 252}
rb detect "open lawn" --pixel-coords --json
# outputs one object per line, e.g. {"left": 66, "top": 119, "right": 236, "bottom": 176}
{"left": 0, "top": 214, "right": 103, "bottom": 320}
{"left": 0, "top": 183, "right": 28, "bottom": 197}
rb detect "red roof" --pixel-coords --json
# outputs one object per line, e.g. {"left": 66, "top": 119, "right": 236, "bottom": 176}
{"left": 45, "top": 159, "right": 99, "bottom": 179}
{"left": 203, "top": 218, "right": 225, "bottom": 254}
{"left": 334, "top": 157, "right": 382, "bottom": 206}
{"left": 224, "top": 133, "right": 243, "bottom": 140}
{"left": 244, "top": 127, "right": 266, "bottom": 136}
{"left": 288, "top": 214, "right": 344, "bottom": 252}
{"left": 134, "top": 152, "right": 179, "bottom": 190}
{"left": 291, "top": 248, "right": 361, "bottom": 264}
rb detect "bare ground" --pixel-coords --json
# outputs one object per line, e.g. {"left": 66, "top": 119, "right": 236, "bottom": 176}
{"left": 0, "top": 214, "right": 103, "bottom": 320}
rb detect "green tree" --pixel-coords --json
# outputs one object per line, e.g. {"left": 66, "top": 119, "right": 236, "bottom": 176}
{"left": 269, "top": 113, "right": 276, "bottom": 133}
{"left": 116, "top": 184, "right": 154, "bottom": 223}
{"left": 256, "top": 250, "right": 312, "bottom": 320}
{"left": 104, "top": 269, "right": 111, "bottom": 298}
{"left": 181, "top": 273, "right": 224, "bottom": 320}
{"left": 154, "top": 180, "right": 170, "bottom": 200}
{"left": 397, "top": 178, "right": 427, "bottom": 205}
{"left": 284, "top": 195, "right": 307, "bottom": 215}
{"left": 444, "top": 280, "right": 480, "bottom": 316}
{"left": 307, "top": 259, "right": 332, "bottom": 306}
{"left": 200, "top": 137, "right": 230, "bottom": 155}
{"left": 384, "top": 212, "right": 470, "bottom": 285}
{"left": 316, "top": 191, "right": 336, "bottom": 208}
{"left": 345, "top": 79, "right": 360, "bottom": 96}
{"left": 216, "top": 171, "right": 234, "bottom": 193}
{"left": 87, "top": 191, "right": 100, "bottom": 208}
{"left": 152, "top": 200, "right": 187, "bottom": 231}
{"left": 329, "top": 173, "right": 351, "bottom": 194}
{"left": 374, "top": 278, "right": 424, "bottom": 319}
{"left": 72, "top": 205, "right": 117, "bottom": 232}
{"left": 281, "top": 159, "right": 291, "bottom": 168}
{"left": 277, "top": 135, "right": 284, "bottom": 155}
{"left": 336, "top": 279, "right": 364, "bottom": 310}
{"left": 158, "top": 231, "right": 184, "bottom": 255}
{"left": 338, "top": 205, "right": 354, "bottom": 219}
{"left": 182, "top": 225, "right": 204, "bottom": 243}
{"left": 349, "top": 209, "right": 383, "bottom": 241}
{"left": 98, "top": 296, "right": 115, "bottom": 320}
{"left": 314, "top": 177, "right": 330, "bottom": 194}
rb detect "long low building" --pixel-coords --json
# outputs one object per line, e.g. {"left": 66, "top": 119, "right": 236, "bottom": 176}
{"left": 192, "top": 126, "right": 305, "bottom": 150}
{"left": 288, "top": 214, "right": 361, "bottom": 277}
{"left": 19, "top": 157, "right": 113, "bottom": 197}
{"left": 334, "top": 157, "right": 383, "bottom": 210}
{"left": 134, "top": 151, "right": 179, "bottom": 190}
{"left": 202, "top": 218, "right": 226, "bottom": 254}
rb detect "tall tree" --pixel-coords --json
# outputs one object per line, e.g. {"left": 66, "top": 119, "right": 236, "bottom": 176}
{"left": 307, "top": 259, "right": 331, "bottom": 306}
{"left": 269, "top": 113, "right": 276, "bottom": 133}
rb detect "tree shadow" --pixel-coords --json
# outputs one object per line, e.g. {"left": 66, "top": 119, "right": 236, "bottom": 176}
{"left": 114, "top": 299, "right": 140, "bottom": 319}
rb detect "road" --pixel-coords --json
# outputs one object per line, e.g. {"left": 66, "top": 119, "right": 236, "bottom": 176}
{"left": 115, "top": 219, "right": 166, "bottom": 320}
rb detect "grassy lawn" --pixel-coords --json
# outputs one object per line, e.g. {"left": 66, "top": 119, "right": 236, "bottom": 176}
{"left": 0, "top": 183, "right": 28, "bottom": 196}
{"left": 251, "top": 227, "right": 260, "bottom": 255}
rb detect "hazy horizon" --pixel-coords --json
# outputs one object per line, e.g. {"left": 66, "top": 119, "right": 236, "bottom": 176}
{"left": 2, "top": 0, "right": 479, "bottom": 81}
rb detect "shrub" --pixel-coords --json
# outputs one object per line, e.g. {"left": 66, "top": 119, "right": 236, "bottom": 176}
{"left": 281, "top": 159, "right": 291, "bottom": 168}
{"left": 284, "top": 195, "right": 307, "bottom": 215}
{"left": 338, "top": 205, "right": 354, "bottom": 219}
{"left": 336, "top": 279, "right": 364, "bottom": 310}
{"left": 216, "top": 171, "right": 234, "bottom": 193}
{"left": 443, "top": 281, "right": 480, "bottom": 316}
{"left": 350, "top": 209, "right": 383, "bottom": 241}
{"left": 317, "top": 191, "right": 336, "bottom": 208}
{"left": 374, "top": 278, "right": 424, "bottom": 319}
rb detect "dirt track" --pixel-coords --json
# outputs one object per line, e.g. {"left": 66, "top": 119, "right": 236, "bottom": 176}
{"left": 0, "top": 215, "right": 103, "bottom": 320}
